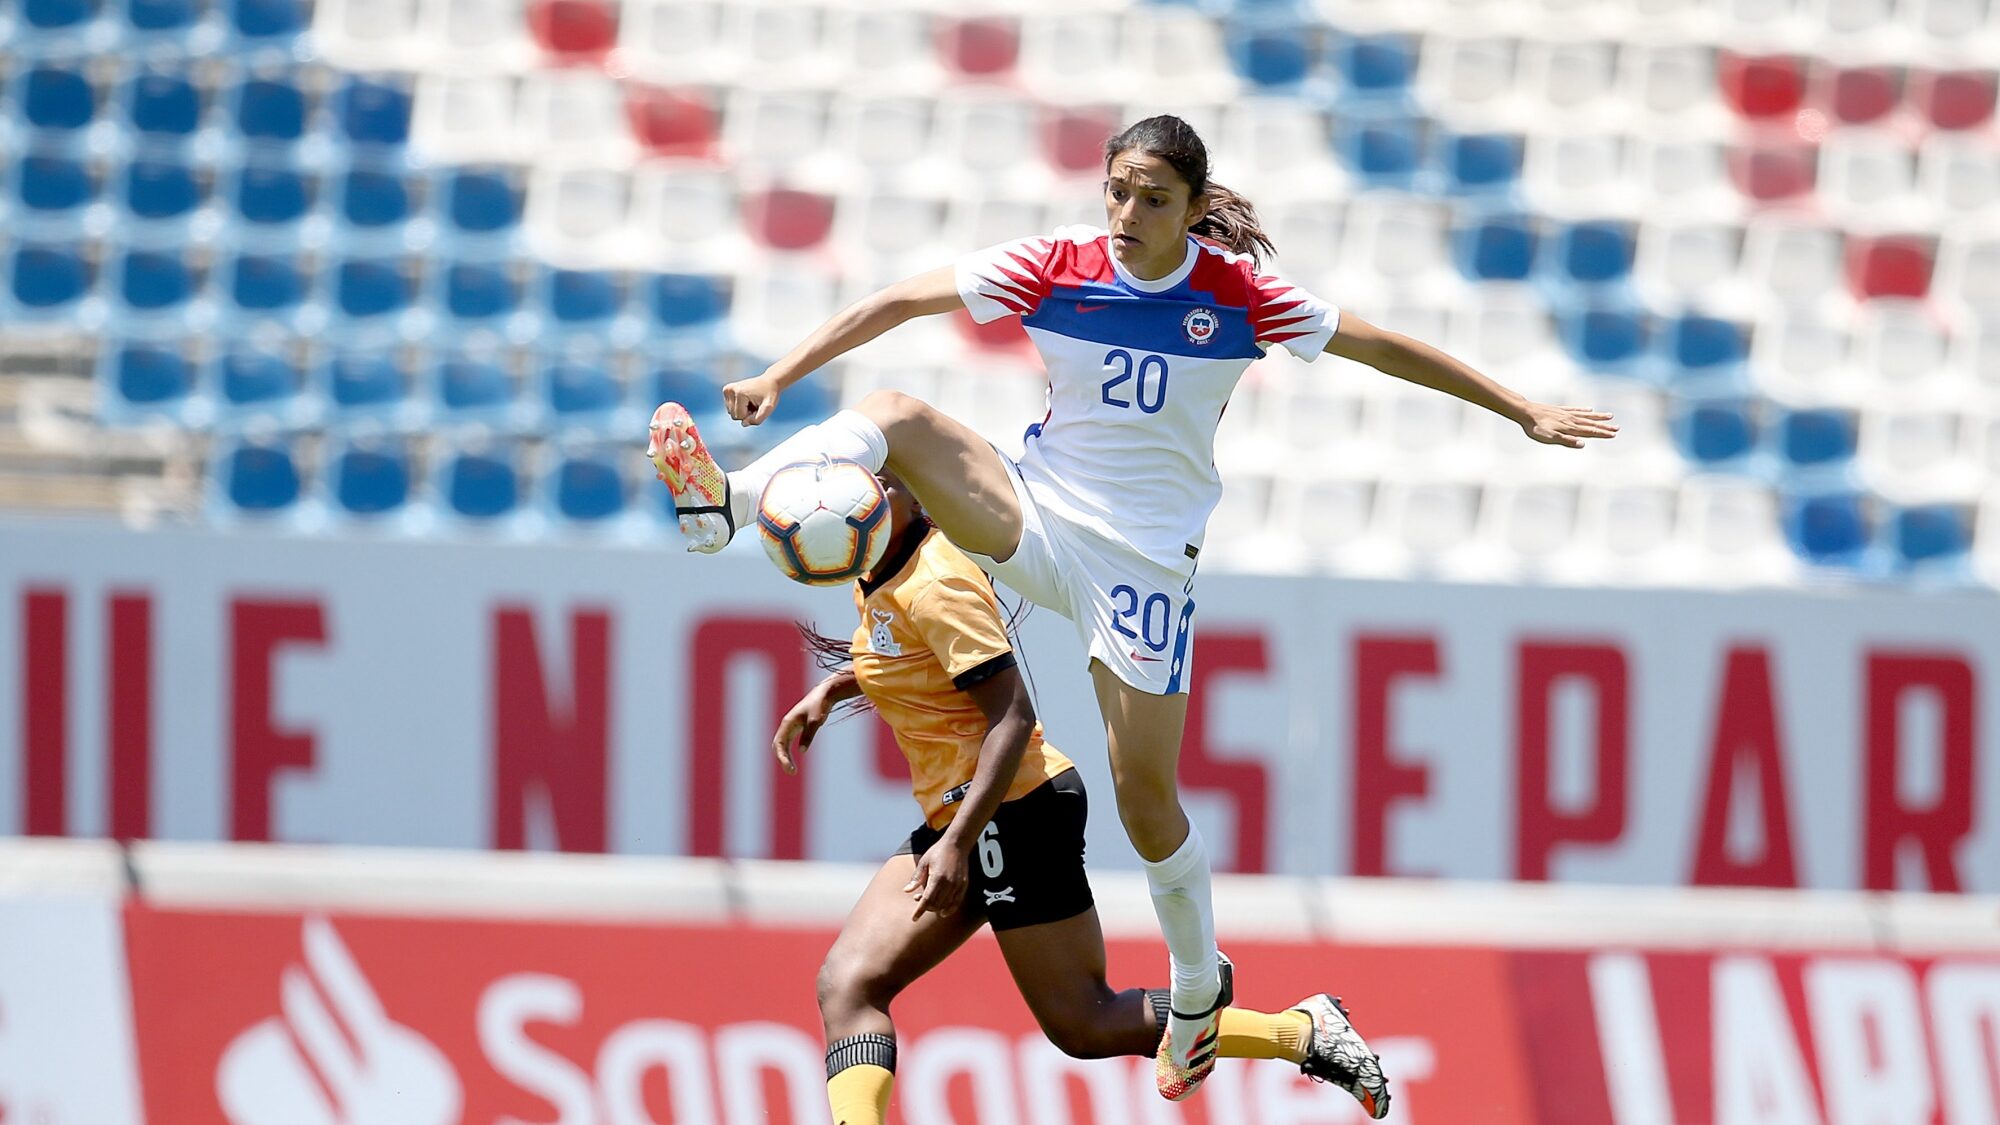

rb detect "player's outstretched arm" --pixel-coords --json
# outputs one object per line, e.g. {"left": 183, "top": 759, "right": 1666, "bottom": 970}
{"left": 724, "top": 266, "right": 966, "bottom": 426}
{"left": 1323, "top": 312, "right": 1619, "bottom": 449}
{"left": 773, "top": 670, "right": 864, "bottom": 775}
{"left": 906, "top": 665, "right": 1036, "bottom": 920}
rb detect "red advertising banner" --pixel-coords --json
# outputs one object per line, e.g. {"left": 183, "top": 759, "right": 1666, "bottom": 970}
{"left": 123, "top": 905, "right": 1530, "bottom": 1124}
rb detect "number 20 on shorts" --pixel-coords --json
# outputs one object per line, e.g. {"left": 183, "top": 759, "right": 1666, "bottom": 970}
{"left": 1100, "top": 349, "right": 1168, "bottom": 413}
{"left": 1110, "top": 585, "right": 1173, "bottom": 652}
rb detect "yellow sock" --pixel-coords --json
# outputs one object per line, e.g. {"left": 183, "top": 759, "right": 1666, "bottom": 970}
{"left": 827, "top": 1063, "right": 894, "bottom": 1125}
{"left": 1218, "top": 1007, "right": 1312, "bottom": 1064}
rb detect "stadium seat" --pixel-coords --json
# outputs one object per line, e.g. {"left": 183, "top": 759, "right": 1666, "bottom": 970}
{"left": 826, "top": 95, "right": 932, "bottom": 175}
{"left": 218, "top": 344, "right": 302, "bottom": 410}
{"left": 1936, "top": 235, "right": 2000, "bottom": 321}
{"left": 1886, "top": 504, "right": 1973, "bottom": 575}
{"left": 646, "top": 362, "right": 726, "bottom": 430}
{"left": 1417, "top": 34, "right": 1512, "bottom": 115}
{"left": 7, "top": 243, "right": 95, "bottom": 314}
{"left": 1331, "top": 111, "right": 1425, "bottom": 189}
{"left": 1433, "top": 132, "right": 1521, "bottom": 195}
{"left": 1919, "top": 134, "right": 2000, "bottom": 220}
{"left": 1854, "top": 300, "right": 1949, "bottom": 387}
{"left": 438, "top": 168, "right": 521, "bottom": 240}
{"left": 1547, "top": 220, "right": 1635, "bottom": 287}
{"left": 231, "top": 71, "right": 309, "bottom": 144}
{"left": 327, "top": 439, "right": 411, "bottom": 515}
{"left": 219, "top": 248, "right": 310, "bottom": 316}
{"left": 1558, "top": 303, "right": 1650, "bottom": 375}
{"left": 1817, "top": 132, "right": 1919, "bottom": 228}
{"left": 1781, "top": 489, "right": 1872, "bottom": 566}
{"left": 1523, "top": 131, "right": 1626, "bottom": 219}
{"left": 409, "top": 74, "right": 519, "bottom": 165}
{"left": 628, "top": 162, "right": 738, "bottom": 270}
{"left": 550, "top": 450, "right": 627, "bottom": 521}
{"left": 1224, "top": 22, "right": 1316, "bottom": 91}
{"left": 1858, "top": 404, "right": 1978, "bottom": 501}
{"left": 112, "top": 247, "right": 198, "bottom": 314}
{"left": 742, "top": 187, "right": 836, "bottom": 252}
{"left": 540, "top": 268, "right": 623, "bottom": 330}
{"left": 1621, "top": 43, "right": 1717, "bottom": 123}
{"left": 1741, "top": 218, "right": 1844, "bottom": 308}
{"left": 14, "top": 153, "right": 99, "bottom": 226}
{"left": 122, "top": 70, "right": 203, "bottom": 139}
{"left": 331, "top": 257, "right": 416, "bottom": 323}
{"left": 1327, "top": 33, "right": 1418, "bottom": 103}
{"left": 216, "top": 440, "right": 302, "bottom": 512}
{"left": 332, "top": 164, "right": 414, "bottom": 236}
{"left": 324, "top": 350, "right": 409, "bottom": 415}
{"left": 439, "top": 259, "right": 520, "bottom": 324}
{"left": 527, "top": 0, "right": 617, "bottom": 60}
{"left": 618, "top": 0, "right": 730, "bottom": 86}
{"left": 1817, "top": 64, "right": 1899, "bottom": 126}
{"left": 423, "top": 0, "right": 536, "bottom": 73}
{"left": 1749, "top": 311, "right": 1854, "bottom": 399}
{"left": 1633, "top": 221, "right": 1741, "bottom": 306}
{"left": 1671, "top": 395, "right": 1760, "bottom": 468}
{"left": 718, "top": 1, "right": 838, "bottom": 88}
{"left": 118, "top": 157, "right": 205, "bottom": 223}
{"left": 1339, "top": 195, "right": 1449, "bottom": 283}
{"left": 122, "top": 0, "right": 204, "bottom": 39}
{"left": 624, "top": 85, "right": 719, "bottom": 159}
{"left": 643, "top": 273, "right": 728, "bottom": 334}
{"left": 1371, "top": 479, "right": 1483, "bottom": 573}
{"left": 1628, "top": 136, "right": 1737, "bottom": 219}
{"left": 440, "top": 445, "right": 521, "bottom": 520}
{"left": 1846, "top": 235, "right": 1934, "bottom": 300}
{"left": 24, "top": 0, "right": 99, "bottom": 34}
{"left": 523, "top": 165, "right": 631, "bottom": 265}
{"left": 1675, "top": 476, "right": 1798, "bottom": 585}
{"left": 1911, "top": 69, "right": 1997, "bottom": 131}
{"left": 228, "top": 0, "right": 305, "bottom": 40}
{"left": 1018, "top": 12, "right": 1125, "bottom": 104}
{"left": 520, "top": 71, "right": 639, "bottom": 164}
{"left": 542, "top": 356, "right": 622, "bottom": 430}
{"left": 1657, "top": 314, "right": 1749, "bottom": 383}
{"left": 103, "top": 340, "right": 199, "bottom": 416}
{"left": 1451, "top": 212, "right": 1537, "bottom": 281}
{"left": 333, "top": 75, "right": 413, "bottom": 148}
{"left": 434, "top": 354, "right": 518, "bottom": 421}
{"left": 1515, "top": 39, "right": 1617, "bottom": 118}
{"left": 228, "top": 161, "right": 313, "bottom": 230}
{"left": 312, "top": 0, "right": 424, "bottom": 70}
{"left": 1043, "top": 105, "right": 1124, "bottom": 179}
{"left": 938, "top": 15, "right": 1021, "bottom": 80}
{"left": 1727, "top": 138, "right": 1818, "bottom": 203}
{"left": 1772, "top": 405, "right": 1858, "bottom": 471}
{"left": 22, "top": 64, "right": 98, "bottom": 132}
{"left": 1718, "top": 53, "right": 1806, "bottom": 120}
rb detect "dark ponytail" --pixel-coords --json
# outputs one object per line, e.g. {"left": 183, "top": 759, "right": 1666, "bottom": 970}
{"left": 796, "top": 622, "right": 875, "bottom": 723}
{"left": 1102, "top": 115, "right": 1278, "bottom": 267}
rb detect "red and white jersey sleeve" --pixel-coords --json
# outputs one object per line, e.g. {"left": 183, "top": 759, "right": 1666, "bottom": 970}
{"left": 1246, "top": 268, "right": 1340, "bottom": 360}
{"left": 954, "top": 235, "right": 1056, "bottom": 323}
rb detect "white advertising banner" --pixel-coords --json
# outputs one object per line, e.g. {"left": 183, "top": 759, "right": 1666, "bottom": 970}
{"left": 0, "top": 894, "right": 144, "bottom": 1125}
{"left": 2, "top": 519, "right": 1997, "bottom": 891}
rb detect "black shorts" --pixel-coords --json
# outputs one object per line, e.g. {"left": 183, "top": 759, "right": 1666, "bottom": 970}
{"left": 896, "top": 768, "right": 1094, "bottom": 932}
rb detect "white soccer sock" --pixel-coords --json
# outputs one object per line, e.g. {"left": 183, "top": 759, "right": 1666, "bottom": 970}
{"left": 1142, "top": 825, "right": 1221, "bottom": 1059}
{"left": 724, "top": 410, "right": 889, "bottom": 530}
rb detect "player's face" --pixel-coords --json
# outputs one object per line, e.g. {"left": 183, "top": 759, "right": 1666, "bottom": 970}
{"left": 1102, "top": 150, "right": 1208, "bottom": 280}
{"left": 878, "top": 469, "right": 919, "bottom": 536}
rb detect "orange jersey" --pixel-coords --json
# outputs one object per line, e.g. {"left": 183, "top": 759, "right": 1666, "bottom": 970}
{"left": 850, "top": 525, "right": 1073, "bottom": 828}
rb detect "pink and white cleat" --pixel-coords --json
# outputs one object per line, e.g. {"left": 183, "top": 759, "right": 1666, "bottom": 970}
{"left": 647, "top": 402, "right": 734, "bottom": 553}
{"left": 1154, "top": 954, "right": 1233, "bottom": 1102}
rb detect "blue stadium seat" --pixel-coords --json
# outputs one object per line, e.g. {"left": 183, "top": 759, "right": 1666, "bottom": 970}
{"left": 644, "top": 273, "right": 729, "bottom": 332}
{"left": 543, "top": 357, "right": 622, "bottom": 430}
{"left": 327, "top": 440, "right": 411, "bottom": 515}
{"left": 103, "top": 340, "right": 197, "bottom": 411}
{"left": 118, "top": 156, "right": 204, "bottom": 222}
{"left": 442, "top": 446, "right": 520, "bottom": 519}
{"left": 1558, "top": 304, "right": 1649, "bottom": 375}
{"left": 219, "top": 344, "right": 301, "bottom": 409}
{"left": 1331, "top": 111, "right": 1424, "bottom": 189}
{"left": 231, "top": 72, "right": 307, "bottom": 144}
{"left": 227, "top": 0, "right": 303, "bottom": 40}
{"left": 436, "top": 355, "right": 517, "bottom": 419}
{"left": 229, "top": 161, "right": 312, "bottom": 228}
{"left": 1549, "top": 221, "right": 1635, "bottom": 287}
{"left": 1772, "top": 406, "right": 1857, "bottom": 470}
{"left": 324, "top": 350, "right": 408, "bottom": 414}
{"left": 123, "top": 71, "right": 202, "bottom": 138}
{"left": 1781, "top": 490, "right": 1872, "bottom": 566}
{"left": 333, "top": 165, "right": 413, "bottom": 233}
{"left": 15, "top": 153, "right": 99, "bottom": 224}
{"left": 1327, "top": 33, "right": 1416, "bottom": 102}
{"left": 113, "top": 247, "right": 197, "bottom": 312}
{"left": 542, "top": 269, "right": 623, "bottom": 329}
{"left": 439, "top": 168, "right": 521, "bottom": 238}
{"left": 216, "top": 440, "right": 301, "bottom": 512}
{"left": 125, "top": 0, "right": 199, "bottom": 34}
{"left": 332, "top": 76, "right": 411, "bottom": 147}
{"left": 1434, "top": 132, "right": 1521, "bottom": 195}
{"left": 221, "top": 249, "right": 310, "bottom": 315}
{"left": 439, "top": 259, "right": 520, "bottom": 324}
{"left": 1887, "top": 504, "right": 1970, "bottom": 568}
{"left": 1658, "top": 314, "right": 1748, "bottom": 380}
{"left": 1451, "top": 213, "right": 1536, "bottom": 281}
{"left": 331, "top": 257, "right": 414, "bottom": 321}
{"left": 8, "top": 243, "right": 94, "bottom": 313}
{"left": 647, "top": 363, "right": 725, "bottom": 422}
{"left": 759, "top": 374, "right": 835, "bottom": 442}
{"left": 1670, "top": 396, "right": 1759, "bottom": 468}
{"left": 25, "top": 0, "right": 99, "bottom": 33}
{"left": 551, "top": 452, "right": 627, "bottom": 522}
{"left": 22, "top": 65, "right": 97, "bottom": 132}
{"left": 1225, "top": 24, "right": 1315, "bottom": 90}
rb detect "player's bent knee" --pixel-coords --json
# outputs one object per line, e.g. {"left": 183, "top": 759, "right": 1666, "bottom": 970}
{"left": 855, "top": 389, "right": 926, "bottom": 432}
{"left": 817, "top": 949, "right": 903, "bottom": 1019}
{"left": 1041, "top": 1018, "right": 1124, "bottom": 1060}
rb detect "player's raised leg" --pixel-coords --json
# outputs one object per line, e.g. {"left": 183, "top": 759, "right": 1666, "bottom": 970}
{"left": 817, "top": 853, "right": 985, "bottom": 1125}
{"left": 648, "top": 390, "right": 1023, "bottom": 560}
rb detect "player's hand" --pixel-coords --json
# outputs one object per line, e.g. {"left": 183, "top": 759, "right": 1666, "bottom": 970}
{"left": 905, "top": 840, "right": 971, "bottom": 920}
{"left": 722, "top": 372, "right": 782, "bottom": 426}
{"left": 1521, "top": 403, "right": 1618, "bottom": 449}
{"left": 772, "top": 686, "right": 834, "bottom": 774}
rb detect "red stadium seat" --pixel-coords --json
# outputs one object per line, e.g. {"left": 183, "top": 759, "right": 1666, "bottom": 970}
{"left": 743, "top": 187, "right": 836, "bottom": 251}
{"left": 1846, "top": 235, "right": 1935, "bottom": 300}
{"left": 1728, "top": 137, "right": 1818, "bottom": 202}
{"left": 1820, "top": 65, "right": 1900, "bottom": 127}
{"left": 625, "top": 85, "right": 718, "bottom": 158}
{"left": 938, "top": 16, "right": 1019, "bottom": 79}
{"left": 1719, "top": 53, "right": 1806, "bottom": 121}
{"left": 1043, "top": 105, "right": 1121, "bottom": 177}
{"left": 1911, "top": 70, "right": 1997, "bottom": 131}
{"left": 527, "top": 0, "right": 617, "bottom": 61}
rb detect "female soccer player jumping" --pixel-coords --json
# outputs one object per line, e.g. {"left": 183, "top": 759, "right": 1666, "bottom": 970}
{"left": 786, "top": 470, "right": 1382, "bottom": 1125}
{"left": 649, "top": 115, "right": 1615, "bottom": 1105}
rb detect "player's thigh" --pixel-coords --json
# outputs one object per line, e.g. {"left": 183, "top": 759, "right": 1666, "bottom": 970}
{"left": 856, "top": 390, "right": 1023, "bottom": 560}
{"left": 1090, "top": 660, "right": 1191, "bottom": 798}
{"left": 993, "top": 907, "right": 1115, "bottom": 1018}
{"left": 821, "top": 853, "right": 984, "bottom": 1006}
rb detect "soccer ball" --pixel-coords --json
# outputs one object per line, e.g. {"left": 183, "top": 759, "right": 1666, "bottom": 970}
{"left": 756, "top": 456, "right": 891, "bottom": 586}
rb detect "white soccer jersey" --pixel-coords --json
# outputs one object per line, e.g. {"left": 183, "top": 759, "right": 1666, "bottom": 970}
{"left": 954, "top": 225, "right": 1340, "bottom": 568}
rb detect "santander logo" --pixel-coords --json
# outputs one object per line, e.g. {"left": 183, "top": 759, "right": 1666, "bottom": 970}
{"left": 217, "top": 918, "right": 462, "bottom": 1125}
